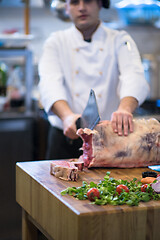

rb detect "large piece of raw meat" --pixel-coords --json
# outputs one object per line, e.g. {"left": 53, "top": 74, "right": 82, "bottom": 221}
{"left": 77, "top": 118, "right": 160, "bottom": 168}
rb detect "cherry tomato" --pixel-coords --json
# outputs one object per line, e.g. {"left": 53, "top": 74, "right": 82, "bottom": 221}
{"left": 116, "top": 184, "right": 129, "bottom": 194}
{"left": 87, "top": 188, "right": 100, "bottom": 201}
{"left": 141, "top": 184, "right": 148, "bottom": 192}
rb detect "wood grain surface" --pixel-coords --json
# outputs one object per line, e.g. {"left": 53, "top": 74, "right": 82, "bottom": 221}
{"left": 16, "top": 160, "right": 160, "bottom": 240}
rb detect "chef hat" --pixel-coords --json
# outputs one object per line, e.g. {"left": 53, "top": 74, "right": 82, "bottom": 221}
{"left": 101, "top": 0, "right": 110, "bottom": 8}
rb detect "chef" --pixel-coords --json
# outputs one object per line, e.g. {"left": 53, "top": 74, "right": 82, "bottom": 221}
{"left": 38, "top": 0, "right": 150, "bottom": 159}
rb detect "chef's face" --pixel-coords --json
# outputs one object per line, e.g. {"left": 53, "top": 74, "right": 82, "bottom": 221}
{"left": 66, "top": 0, "right": 101, "bottom": 32}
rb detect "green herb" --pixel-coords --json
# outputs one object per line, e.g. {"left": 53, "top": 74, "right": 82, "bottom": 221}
{"left": 61, "top": 172, "right": 160, "bottom": 206}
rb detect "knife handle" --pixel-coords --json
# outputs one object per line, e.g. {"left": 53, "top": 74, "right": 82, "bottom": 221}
{"left": 66, "top": 117, "right": 81, "bottom": 145}
{"left": 76, "top": 117, "right": 81, "bottom": 129}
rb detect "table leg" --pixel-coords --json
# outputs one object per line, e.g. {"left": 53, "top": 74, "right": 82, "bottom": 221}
{"left": 22, "top": 209, "right": 38, "bottom": 240}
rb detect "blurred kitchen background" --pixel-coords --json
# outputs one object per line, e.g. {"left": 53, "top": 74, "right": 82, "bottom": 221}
{"left": 0, "top": 0, "right": 160, "bottom": 239}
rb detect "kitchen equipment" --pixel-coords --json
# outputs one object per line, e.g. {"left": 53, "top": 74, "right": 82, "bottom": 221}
{"left": 51, "top": 0, "right": 70, "bottom": 20}
{"left": 142, "top": 171, "right": 158, "bottom": 177}
{"left": 16, "top": 160, "right": 160, "bottom": 240}
{"left": 76, "top": 89, "right": 101, "bottom": 129}
{"left": 0, "top": 33, "right": 33, "bottom": 47}
{"left": 115, "top": 0, "right": 160, "bottom": 25}
{"left": 0, "top": 62, "right": 8, "bottom": 96}
{"left": 0, "top": 48, "right": 33, "bottom": 112}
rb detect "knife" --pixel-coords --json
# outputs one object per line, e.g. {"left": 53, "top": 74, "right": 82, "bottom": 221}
{"left": 76, "top": 89, "right": 101, "bottom": 130}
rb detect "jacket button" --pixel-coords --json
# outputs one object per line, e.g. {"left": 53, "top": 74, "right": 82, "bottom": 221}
{"left": 99, "top": 71, "right": 103, "bottom": 75}
{"left": 75, "top": 48, "right": 79, "bottom": 52}
{"left": 98, "top": 94, "right": 102, "bottom": 98}
{"left": 100, "top": 48, "right": 103, "bottom": 51}
{"left": 75, "top": 93, "right": 79, "bottom": 97}
{"left": 75, "top": 70, "right": 79, "bottom": 74}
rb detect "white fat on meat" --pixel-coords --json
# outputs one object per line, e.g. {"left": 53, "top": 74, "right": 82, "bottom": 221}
{"left": 77, "top": 118, "right": 160, "bottom": 168}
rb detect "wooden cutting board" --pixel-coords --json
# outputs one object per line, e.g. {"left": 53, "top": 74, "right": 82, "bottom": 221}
{"left": 16, "top": 160, "right": 160, "bottom": 240}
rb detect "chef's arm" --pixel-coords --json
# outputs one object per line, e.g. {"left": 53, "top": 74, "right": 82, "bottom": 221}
{"left": 51, "top": 100, "right": 80, "bottom": 139}
{"left": 111, "top": 96, "right": 138, "bottom": 136}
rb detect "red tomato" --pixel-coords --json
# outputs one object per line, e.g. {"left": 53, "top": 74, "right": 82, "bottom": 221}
{"left": 87, "top": 188, "right": 100, "bottom": 201}
{"left": 116, "top": 184, "right": 129, "bottom": 194}
{"left": 141, "top": 184, "right": 148, "bottom": 192}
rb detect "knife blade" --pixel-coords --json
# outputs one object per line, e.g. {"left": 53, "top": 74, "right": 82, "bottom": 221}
{"left": 76, "top": 89, "right": 101, "bottom": 130}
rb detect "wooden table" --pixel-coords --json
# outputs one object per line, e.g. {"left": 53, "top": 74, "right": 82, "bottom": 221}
{"left": 16, "top": 160, "right": 160, "bottom": 240}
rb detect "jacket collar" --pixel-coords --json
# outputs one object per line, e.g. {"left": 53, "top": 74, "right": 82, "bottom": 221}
{"left": 70, "top": 21, "right": 106, "bottom": 48}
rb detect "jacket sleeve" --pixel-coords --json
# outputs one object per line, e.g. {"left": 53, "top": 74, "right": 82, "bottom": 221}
{"left": 38, "top": 32, "right": 68, "bottom": 115}
{"left": 116, "top": 31, "right": 150, "bottom": 106}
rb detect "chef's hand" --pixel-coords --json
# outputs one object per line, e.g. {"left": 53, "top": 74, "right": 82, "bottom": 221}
{"left": 63, "top": 113, "right": 81, "bottom": 139}
{"left": 111, "top": 110, "right": 133, "bottom": 136}
{"left": 111, "top": 96, "right": 138, "bottom": 136}
{"left": 51, "top": 100, "right": 81, "bottom": 139}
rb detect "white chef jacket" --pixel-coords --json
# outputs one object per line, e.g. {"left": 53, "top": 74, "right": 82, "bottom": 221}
{"left": 38, "top": 22, "right": 149, "bottom": 130}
